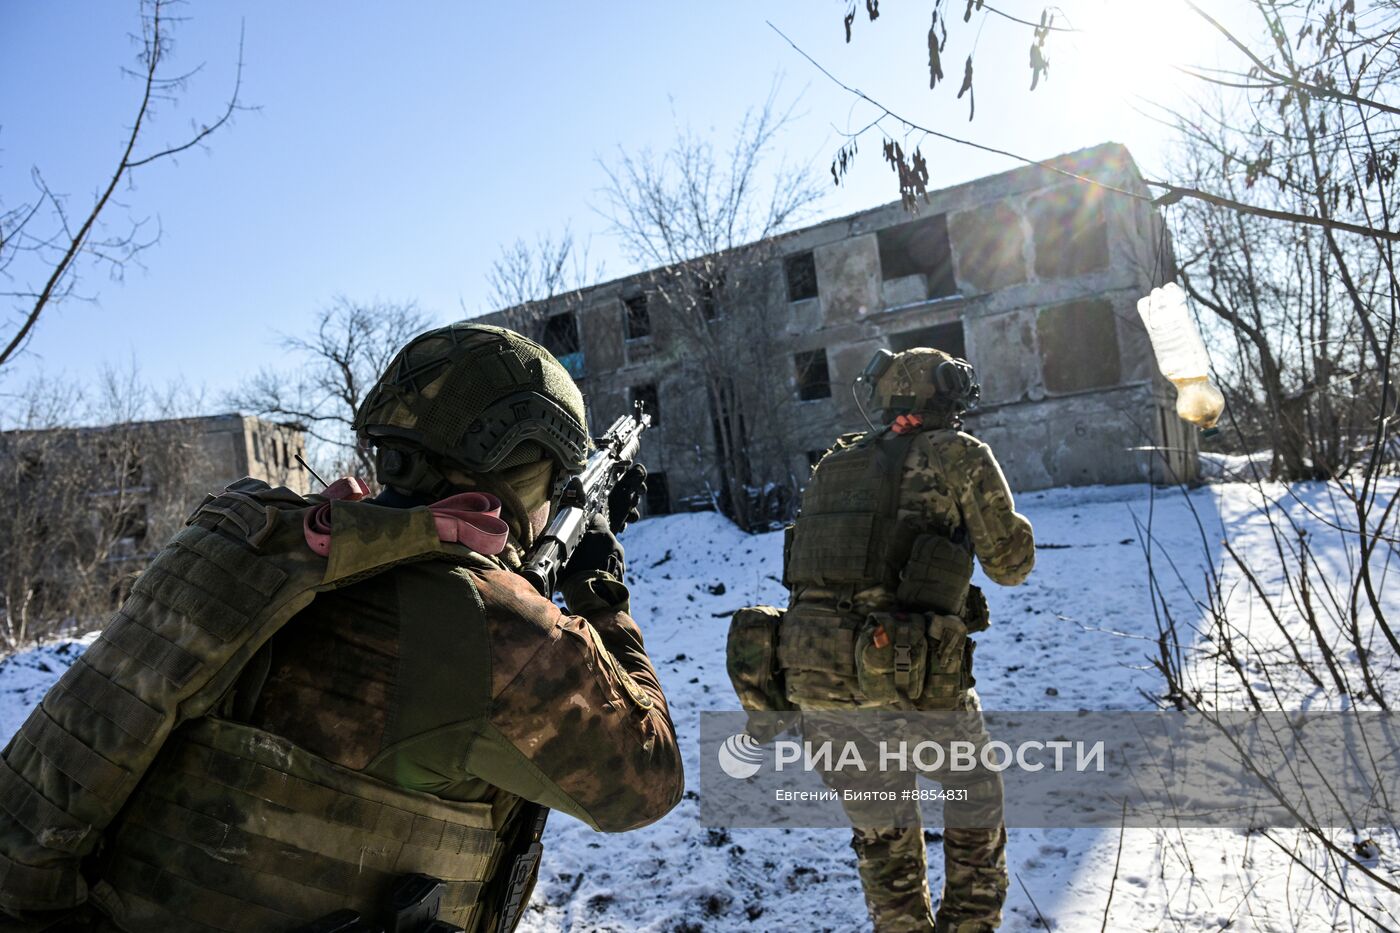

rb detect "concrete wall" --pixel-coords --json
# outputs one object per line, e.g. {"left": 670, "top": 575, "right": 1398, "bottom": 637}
{"left": 150, "top": 414, "right": 310, "bottom": 545}
{"left": 1, "top": 414, "right": 309, "bottom": 599}
{"left": 480, "top": 142, "right": 1194, "bottom": 512}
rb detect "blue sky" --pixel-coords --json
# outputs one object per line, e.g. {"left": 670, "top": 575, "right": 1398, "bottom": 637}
{"left": 0, "top": 1, "right": 1228, "bottom": 410}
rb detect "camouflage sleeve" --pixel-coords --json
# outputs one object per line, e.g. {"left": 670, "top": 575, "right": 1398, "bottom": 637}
{"left": 941, "top": 434, "right": 1036, "bottom": 586}
{"left": 462, "top": 568, "right": 684, "bottom": 833}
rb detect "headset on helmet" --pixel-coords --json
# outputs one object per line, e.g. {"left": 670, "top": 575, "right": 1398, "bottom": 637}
{"left": 853, "top": 346, "right": 980, "bottom": 428}
{"left": 932, "top": 357, "right": 980, "bottom": 409}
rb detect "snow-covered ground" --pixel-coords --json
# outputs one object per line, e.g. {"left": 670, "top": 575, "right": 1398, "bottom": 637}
{"left": 2, "top": 481, "right": 1397, "bottom": 931}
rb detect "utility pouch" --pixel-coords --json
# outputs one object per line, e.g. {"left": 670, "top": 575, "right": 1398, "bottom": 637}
{"left": 727, "top": 606, "right": 793, "bottom": 712}
{"left": 962, "top": 584, "right": 990, "bottom": 633}
{"left": 777, "top": 604, "right": 858, "bottom": 676}
{"left": 897, "top": 533, "right": 974, "bottom": 614}
{"left": 924, "top": 613, "right": 970, "bottom": 705}
{"left": 855, "top": 612, "right": 929, "bottom": 702}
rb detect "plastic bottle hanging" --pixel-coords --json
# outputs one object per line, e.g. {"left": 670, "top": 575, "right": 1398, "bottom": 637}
{"left": 1136, "top": 283, "right": 1225, "bottom": 432}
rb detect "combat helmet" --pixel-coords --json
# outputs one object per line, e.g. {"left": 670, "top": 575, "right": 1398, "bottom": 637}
{"left": 354, "top": 323, "right": 590, "bottom": 494}
{"left": 867, "top": 346, "right": 980, "bottom": 423}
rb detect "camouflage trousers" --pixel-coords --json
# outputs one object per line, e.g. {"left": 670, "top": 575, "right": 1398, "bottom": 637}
{"left": 799, "top": 690, "right": 1008, "bottom": 933}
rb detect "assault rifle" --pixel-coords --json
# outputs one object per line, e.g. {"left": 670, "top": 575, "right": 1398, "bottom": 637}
{"left": 520, "top": 403, "right": 651, "bottom": 596}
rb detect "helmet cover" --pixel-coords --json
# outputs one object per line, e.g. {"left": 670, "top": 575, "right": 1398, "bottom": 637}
{"left": 354, "top": 322, "right": 590, "bottom": 477}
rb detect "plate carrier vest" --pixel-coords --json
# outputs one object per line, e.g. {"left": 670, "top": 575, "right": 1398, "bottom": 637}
{"left": 787, "top": 428, "right": 975, "bottom": 617}
{"left": 0, "top": 479, "right": 524, "bottom": 931}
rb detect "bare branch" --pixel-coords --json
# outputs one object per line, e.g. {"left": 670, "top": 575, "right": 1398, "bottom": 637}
{"left": 0, "top": 0, "right": 247, "bottom": 370}
{"left": 1185, "top": 0, "right": 1400, "bottom": 118}
{"left": 226, "top": 298, "right": 432, "bottom": 478}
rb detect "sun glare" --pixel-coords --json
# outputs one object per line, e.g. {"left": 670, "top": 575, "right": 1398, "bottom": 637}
{"left": 1067, "top": 0, "right": 1216, "bottom": 107}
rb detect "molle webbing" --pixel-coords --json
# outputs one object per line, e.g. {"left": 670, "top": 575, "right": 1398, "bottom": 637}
{"left": 0, "top": 759, "right": 91, "bottom": 855}
{"left": 98, "top": 612, "right": 201, "bottom": 689}
{"left": 0, "top": 478, "right": 482, "bottom": 916}
{"left": 0, "top": 513, "right": 298, "bottom": 914}
{"left": 0, "top": 844, "right": 81, "bottom": 907}
{"left": 787, "top": 432, "right": 915, "bottom": 590}
{"left": 49, "top": 658, "right": 163, "bottom": 746}
{"left": 95, "top": 718, "right": 503, "bottom": 932}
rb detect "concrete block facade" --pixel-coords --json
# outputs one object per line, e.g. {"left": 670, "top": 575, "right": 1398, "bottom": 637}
{"left": 3, "top": 413, "right": 308, "bottom": 558}
{"left": 0, "top": 414, "right": 308, "bottom": 625}
{"left": 481, "top": 142, "right": 1195, "bottom": 515}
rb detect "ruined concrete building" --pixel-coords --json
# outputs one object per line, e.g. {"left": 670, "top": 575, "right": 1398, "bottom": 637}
{"left": 0, "top": 414, "right": 306, "bottom": 636}
{"left": 481, "top": 143, "right": 1194, "bottom": 518}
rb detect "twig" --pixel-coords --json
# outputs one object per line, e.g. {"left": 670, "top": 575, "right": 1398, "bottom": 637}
{"left": 980, "top": 3, "right": 1078, "bottom": 33}
{"left": 1015, "top": 871, "right": 1052, "bottom": 929}
{"left": 766, "top": 21, "right": 1400, "bottom": 242}
{"left": 1184, "top": 0, "right": 1400, "bottom": 118}
{"left": 0, "top": 0, "right": 246, "bottom": 369}
{"left": 1100, "top": 800, "right": 1128, "bottom": 932}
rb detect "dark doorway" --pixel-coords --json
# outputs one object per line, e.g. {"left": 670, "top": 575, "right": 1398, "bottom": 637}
{"left": 784, "top": 251, "right": 819, "bottom": 302}
{"left": 623, "top": 292, "right": 651, "bottom": 339}
{"left": 630, "top": 383, "right": 660, "bottom": 425}
{"left": 794, "top": 349, "right": 833, "bottom": 400}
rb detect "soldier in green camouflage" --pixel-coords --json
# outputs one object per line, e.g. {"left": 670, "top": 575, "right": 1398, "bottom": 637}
{"left": 0, "top": 324, "right": 683, "bottom": 932}
{"left": 778, "top": 347, "right": 1035, "bottom": 933}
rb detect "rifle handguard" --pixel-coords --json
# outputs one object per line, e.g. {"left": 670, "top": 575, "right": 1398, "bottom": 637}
{"left": 521, "top": 406, "right": 649, "bottom": 596}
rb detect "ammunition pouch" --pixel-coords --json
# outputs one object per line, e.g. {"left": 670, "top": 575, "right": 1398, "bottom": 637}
{"left": 855, "top": 613, "right": 929, "bottom": 702}
{"left": 726, "top": 606, "right": 793, "bottom": 714}
{"left": 927, "top": 614, "right": 972, "bottom": 705}
{"left": 853, "top": 612, "right": 970, "bottom": 705}
{"left": 896, "top": 533, "right": 974, "bottom": 615}
{"left": 776, "top": 604, "right": 857, "bottom": 679}
{"left": 491, "top": 804, "right": 547, "bottom": 933}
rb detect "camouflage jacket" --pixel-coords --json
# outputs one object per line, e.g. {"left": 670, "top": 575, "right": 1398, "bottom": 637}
{"left": 249, "top": 546, "right": 684, "bottom": 833}
{"left": 898, "top": 428, "right": 1035, "bottom": 587}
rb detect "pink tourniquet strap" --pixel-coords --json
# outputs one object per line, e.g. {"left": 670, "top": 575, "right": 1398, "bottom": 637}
{"left": 428, "top": 492, "right": 509, "bottom": 556}
{"left": 302, "top": 485, "right": 509, "bottom": 557}
{"left": 302, "top": 476, "right": 370, "bottom": 557}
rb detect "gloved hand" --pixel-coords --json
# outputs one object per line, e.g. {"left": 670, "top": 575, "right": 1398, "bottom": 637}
{"left": 608, "top": 462, "right": 647, "bottom": 534}
{"left": 563, "top": 512, "right": 625, "bottom": 582}
{"left": 559, "top": 512, "right": 629, "bottom": 615}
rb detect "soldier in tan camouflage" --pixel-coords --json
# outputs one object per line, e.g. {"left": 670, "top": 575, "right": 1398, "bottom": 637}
{"left": 777, "top": 347, "right": 1035, "bottom": 933}
{"left": 0, "top": 324, "right": 683, "bottom": 932}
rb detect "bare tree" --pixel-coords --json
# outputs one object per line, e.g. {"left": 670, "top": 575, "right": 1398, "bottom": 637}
{"left": 227, "top": 298, "right": 432, "bottom": 479}
{"left": 599, "top": 87, "right": 825, "bottom": 529}
{"left": 485, "top": 226, "right": 603, "bottom": 345}
{"left": 0, "top": 0, "right": 247, "bottom": 370}
{"left": 0, "top": 366, "right": 212, "bottom": 648}
{"left": 1119, "top": 6, "right": 1400, "bottom": 926}
{"left": 1167, "top": 2, "right": 1400, "bottom": 482}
